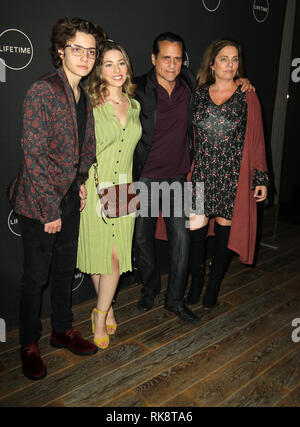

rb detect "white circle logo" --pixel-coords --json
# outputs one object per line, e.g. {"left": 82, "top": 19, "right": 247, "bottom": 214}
{"left": 8, "top": 210, "right": 21, "bottom": 237}
{"left": 0, "top": 28, "right": 33, "bottom": 70}
{"left": 72, "top": 269, "right": 85, "bottom": 292}
{"left": 253, "top": 0, "right": 269, "bottom": 23}
{"left": 202, "top": 0, "right": 222, "bottom": 12}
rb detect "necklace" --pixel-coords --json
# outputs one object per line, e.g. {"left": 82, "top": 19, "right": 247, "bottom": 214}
{"left": 107, "top": 95, "right": 124, "bottom": 104}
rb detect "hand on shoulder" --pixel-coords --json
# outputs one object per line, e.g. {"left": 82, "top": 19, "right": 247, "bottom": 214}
{"left": 236, "top": 78, "right": 256, "bottom": 93}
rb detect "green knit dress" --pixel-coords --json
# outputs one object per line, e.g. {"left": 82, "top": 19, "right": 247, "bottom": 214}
{"left": 77, "top": 96, "right": 142, "bottom": 275}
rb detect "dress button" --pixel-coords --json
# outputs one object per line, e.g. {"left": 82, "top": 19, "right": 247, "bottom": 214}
{"left": 119, "top": 150, "right": 121, "bottom": 152}
{"left": 121, "top": 139, "right": 124, "bottom": 142}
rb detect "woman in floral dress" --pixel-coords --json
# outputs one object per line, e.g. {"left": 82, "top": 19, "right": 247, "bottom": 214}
{"left": 187, "top": 39, "right": 268, "bottom": 308}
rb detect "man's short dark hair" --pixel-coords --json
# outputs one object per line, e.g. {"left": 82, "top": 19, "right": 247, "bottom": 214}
{"left": 152, "top": 32, "right": 186, "bottom": 57}
{"left": 49, "top": 17, "right": 106, "bottom": 67}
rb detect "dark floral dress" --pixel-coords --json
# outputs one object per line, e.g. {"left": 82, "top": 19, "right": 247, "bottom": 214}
{"left": 191, "top": 85, "right": 268, "bottom": 220}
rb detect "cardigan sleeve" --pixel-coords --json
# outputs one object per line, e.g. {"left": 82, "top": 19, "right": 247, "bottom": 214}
{"left": 252, "top": 169, "right": 269, "bottom": 189}
{"left": 246, "top": 92, "right": 269, "bottom": 189}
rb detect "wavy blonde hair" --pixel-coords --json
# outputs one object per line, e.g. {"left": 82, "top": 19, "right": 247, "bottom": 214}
{"left": 196, "top": 39, "right": 244, "bottom": 88}
{"left": 86, "top": 40, "right": 136, "bottom": 107}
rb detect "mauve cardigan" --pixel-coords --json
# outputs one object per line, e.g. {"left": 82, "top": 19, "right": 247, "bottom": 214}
{"left": 154, "top": 91, "right": 268, "bottom": 265}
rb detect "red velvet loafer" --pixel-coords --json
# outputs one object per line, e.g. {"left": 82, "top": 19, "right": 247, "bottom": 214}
{"left": 21, "top": 342, "right": 47, "bottom": 381}
{"left": 50, "top": 328, "right": 98, "bottom": 356}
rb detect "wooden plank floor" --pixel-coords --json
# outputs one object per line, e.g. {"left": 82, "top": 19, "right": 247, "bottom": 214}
{"left": 1, "top": 209, "right": 300, "bottom": 407}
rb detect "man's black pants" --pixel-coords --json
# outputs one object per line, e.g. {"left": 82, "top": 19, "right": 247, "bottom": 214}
{"left": 18, "top": 187, "right": 80, "bottom": 345}
{"left": 134, "top": 175, "right": 190, "bottom": 307}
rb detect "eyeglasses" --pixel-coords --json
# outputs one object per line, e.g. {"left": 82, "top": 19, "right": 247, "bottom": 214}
{"left": 65, "top": 44, "right": 97, "bottom": 59}
{"left": 219, "top": 57, "right": 239, "bottom": 64}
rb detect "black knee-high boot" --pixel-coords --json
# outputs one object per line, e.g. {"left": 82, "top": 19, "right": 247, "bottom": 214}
{"left": 203, "top": 222, "right": 232, "bottom": 308}
{"left": 186, "top": 225, "right": 208, "bottom": 305}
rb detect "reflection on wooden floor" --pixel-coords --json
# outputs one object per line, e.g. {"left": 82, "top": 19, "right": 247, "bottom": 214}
{"left": 1, "top": 208, "right": 300, "bottom": 407}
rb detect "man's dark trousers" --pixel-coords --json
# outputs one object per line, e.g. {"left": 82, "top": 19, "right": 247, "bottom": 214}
{"left": 134, "top": 175, "right": 189, "bottom": 307}
{"left": 18, "top": 185, "right": 80, "bottom": 345}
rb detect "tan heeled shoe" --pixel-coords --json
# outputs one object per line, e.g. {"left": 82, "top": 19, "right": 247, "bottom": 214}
{"left": 91, "top": 308, "right": 109, "bottom": 349}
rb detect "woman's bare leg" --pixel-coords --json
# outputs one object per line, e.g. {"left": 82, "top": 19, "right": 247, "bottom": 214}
{"left": 92, "top": 247, "right": 120, "bottom": 339}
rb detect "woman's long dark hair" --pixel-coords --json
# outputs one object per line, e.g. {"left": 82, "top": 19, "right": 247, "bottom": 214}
{"left": 196, "top": 38, "right": 244, "bottom": 88}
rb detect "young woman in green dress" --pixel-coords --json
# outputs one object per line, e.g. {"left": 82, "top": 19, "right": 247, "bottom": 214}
{"left": 77, "top": 41, "right": 142, "bottom": 349}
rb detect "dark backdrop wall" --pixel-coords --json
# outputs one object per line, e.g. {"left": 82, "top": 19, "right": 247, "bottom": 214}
{"left": 279, "top": 1, "right": 300, "bottom": 223}
{"left": 0, "top": 0, "right": 287, "bottom": 328}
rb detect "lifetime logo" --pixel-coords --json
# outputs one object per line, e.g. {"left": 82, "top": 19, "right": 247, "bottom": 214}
{"left": 253, "top": 0, "right": 269, "bottom": 23}
{"left": 0, "top": 28, "right": 33, "bottom": 83}
{"left": 202, "top": 0, "right": 222, "bottom": 13}
{"left": 0, "top": 318, "right": 6, "bottom": 343}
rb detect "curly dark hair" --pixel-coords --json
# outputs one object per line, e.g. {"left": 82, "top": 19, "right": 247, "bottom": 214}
{"left": 49, "top": 17, "right": 107, "bottom": 67}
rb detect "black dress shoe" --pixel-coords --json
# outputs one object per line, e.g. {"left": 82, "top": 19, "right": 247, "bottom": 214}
{"left": 203, "top": 303, "right": 215, "bottom": 310}
{"left": 164, "top": 304, "right": 199, "bottom": 322}
{"left": 137, "top": 292, "right": 155, "bottom": 311}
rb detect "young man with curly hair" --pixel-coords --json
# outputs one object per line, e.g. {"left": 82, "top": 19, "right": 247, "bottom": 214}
{"left": 8, "top": 17, "right": 106, "bottom": 380}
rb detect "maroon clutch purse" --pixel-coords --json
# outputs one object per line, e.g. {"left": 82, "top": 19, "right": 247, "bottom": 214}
{"left": 93, "top": 162, "right": 140, "bottom": 223}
